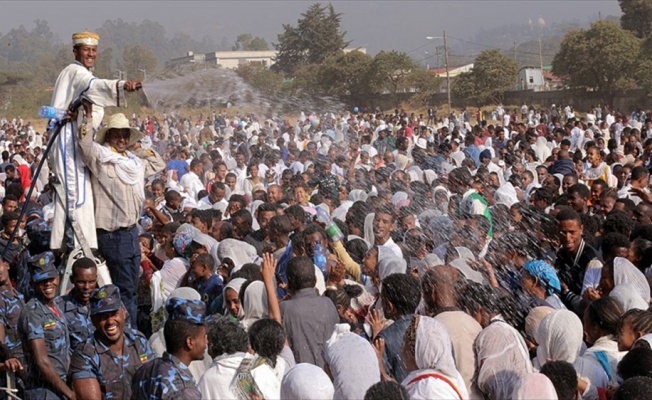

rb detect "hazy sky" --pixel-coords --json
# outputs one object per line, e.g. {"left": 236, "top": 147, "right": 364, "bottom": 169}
{"left": 2, "top": 1, "right": 622, "bottom": 56}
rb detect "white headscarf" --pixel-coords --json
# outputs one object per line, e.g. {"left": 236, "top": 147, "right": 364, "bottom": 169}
{"left": 323, "top": 324, "right": 380, "bottom": 399}
{"left": 610, "top": 284, "right": 650, "bottom": 312}
{"left": 402, "top": 316, "right": 469, "bottom": 400}
{"left": 535, "top": 309, "right": 583, "bottom": 368}
{"left": 348, "top": 189, "right": 368, "bottom": 202}
{"left": 240, "top": 281, "right": 268, "bottom": 330}
{"left": 535, "top": 137, "right": 551, "bottom": 164}
{"left": 217, "top": 239, "right": 260, "bottom": 273}
{"left": 280, "top": 364, "right": 334, "bottom": 400}
{"left": 475, "top": 317, "right": 533, "bottom": 400}
{"left": 377, "top": 246, "right": 407, "bottom": 280}
{"left": 613, "top": 257, "right": 650, "bottom": 303}
{"left": 512, "top": 373, "right": 558, "bottom": 400}
{"left": 223, "top": 278, "right": 246, "bottom": 319}
{"left": 364, "top": 213, "right": 375, "bottom": 246}
{"left": 495, "top": 182, "right": 519, "bottom": 207}
{"left": 391, "top": 191, "right": 409, "bottom": 206}
{"left": 524, "top": 307, "right": 554, "bottom": 345}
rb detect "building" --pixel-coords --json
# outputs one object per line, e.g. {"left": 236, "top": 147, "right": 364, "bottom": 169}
{"left": 517, "top": 67, "right": 545, "bottom": 91}
{"left": 166, "top": 48, "right": 367, "bottom": 70}
{"left": 428, "top": 63, "right": 474, "bottom": 93}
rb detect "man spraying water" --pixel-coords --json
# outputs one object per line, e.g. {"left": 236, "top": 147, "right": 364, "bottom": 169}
{"left": 49, "top": 31, "right": 142, "bottom": 255}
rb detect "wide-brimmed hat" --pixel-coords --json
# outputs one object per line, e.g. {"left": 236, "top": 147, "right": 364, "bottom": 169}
{"left": 94, "top": 113, "right": 144, "bottom": 147}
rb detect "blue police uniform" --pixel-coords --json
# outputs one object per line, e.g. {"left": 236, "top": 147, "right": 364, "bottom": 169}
{"left": 130, "top": 297, "right": 206, "bottom": 400}
{"left": 69, "top": 284, "right": 154, "bottom": 399}
{"left": 56, "top": 289, "right": 94, "bottom": 355}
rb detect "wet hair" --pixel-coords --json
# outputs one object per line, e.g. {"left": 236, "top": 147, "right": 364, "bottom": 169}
{"left": 616, "top": 198, "right": 636, "bottom": 213}
{"left": 539, "top": 361, "right": 579, "bottom": 400}
{"left": 375, "top": 204, "right": 397, "bottom": 223}
{"left": 229, "top": 264, "right": 263, "bottom": 283}
{"left": 2, "top": 195, "right": 17, "bottom": 205}
{"left": 206, "top": 315, "right": 248, "bottom": 357}
{"left": 164, "top": 190, "right": 182, "bottom": 203}
{"left": 189, "top": 209, "right": 212, "bottom": 229}
{"left": 532, "top": 187, "right": 554, "bottom": 206}
{"left": 632, "top": 166, "right": 650, "bottom": 181}
{"left": 284, "top": 204, "right": 308, "bottom": 225}
{"left": 303, "top": 223, "right": 328, "bottom": 243}
{"left": 600, "top": 232, "right": 631, "bottom": 260}
{"left": 567, "top": 183, "right": 589, "bottom": 200}
{"left": 381, "top": 274, "right": 421, "bottom": 317}
{"left": 325, "top": 284, "right": 363, "bottom": 311}
{"left": 231, "top": 209, "right": 253, "bottom": 227}
{"left": 618, "top": 348, "right": 652, "bottom": 381}
{"left": 344, "top": 238, "right": 369, "bottom": 265}
{"left": 192, "top": 253, "right": 215, "bottom": 272}
{"left": 287, "top": 256, "right": 316, "bottom": 292}
{"left": 556, "top": 208, "right": 582, "bottom": 225}
{"left": 585, "top": 297, "right": 624, "bottom": 336}
{"left": 603, "top": 210, "right": 634, "bottom": 237}
{"left": 248, "top": 319, "right": 285, "bottom": 368}
{"left": 268, "top": 215, "right": 293, "bottom": 236}
{"left": 460, "top": 282, "right": 500, "bottom": 316}
{"left": 364, "top": 381, "right": 410, "bottom": 400}
{"left": 164, "top": 319, "right": 204, "bottom": 354}
{"left": 229, "top": 194, "right": 247, "bottom": 210}
{"left": 619, "top": 309, "right": 652, "bottom": 340}
{"left": 614, "top": 376, "right": 652, "bottom": 400}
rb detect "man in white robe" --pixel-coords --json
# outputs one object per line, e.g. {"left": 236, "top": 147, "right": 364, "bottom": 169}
{"left": 49, "top": 31, "right": 141, "bottom": 252}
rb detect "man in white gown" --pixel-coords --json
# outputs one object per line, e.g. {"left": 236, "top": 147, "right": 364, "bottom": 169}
{"left": 49, "top": 31, "right": 141, "bottom": 252}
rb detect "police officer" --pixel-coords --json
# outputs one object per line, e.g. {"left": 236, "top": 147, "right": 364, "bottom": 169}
{"left": 69, "top": 285, "right": 154, "bottom": 399}
{"left": 131, "top": 297, "right": 207, "bottom": 399}
{"left": 0, "top": 258, "right": 25, "bottom": 386}
{"left": 57, "top": 257, "right": 97, "bottom": 354}
{"left": 18, "top": 252, "right": 73, "bottom": 400}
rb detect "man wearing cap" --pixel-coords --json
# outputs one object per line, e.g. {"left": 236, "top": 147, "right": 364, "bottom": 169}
{"left": 131, "top": 297, "right": 206, "bottom": 399}
{"left": 49, "top": 31, "right": 142, "bottom": 256}
{"left": 0, "top": 258, "right": 26, "bottom": 387}
{"left": 18, "top": 252, "right": 73, "bottom": 400}
{"left": 56, "top": 257, "right": 97, "bottom": 354}
{"left": 78, "top": 113, "right": 165, "bottom": 327}
{"left": 70, "top": 285, "right": 154, "bottom": 400}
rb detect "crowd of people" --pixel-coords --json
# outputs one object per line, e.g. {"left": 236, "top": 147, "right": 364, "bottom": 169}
{"left": 3, "top": 30, "right": 652, "bottom": 400}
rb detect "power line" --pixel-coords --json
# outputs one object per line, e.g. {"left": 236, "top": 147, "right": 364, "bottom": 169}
{"left": 446, "top": 34, "right": 557, "bottom": 58}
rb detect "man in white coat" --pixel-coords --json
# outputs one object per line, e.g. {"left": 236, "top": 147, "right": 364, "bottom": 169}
{"left": 49, "top": 31, "right": 141, "bottom": 253}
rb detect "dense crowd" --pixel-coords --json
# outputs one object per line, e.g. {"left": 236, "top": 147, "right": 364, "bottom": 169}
{"left": 3, "top": 97, "right": 652, "bottom": 400}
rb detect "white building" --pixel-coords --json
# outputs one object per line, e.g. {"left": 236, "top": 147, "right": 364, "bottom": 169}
{"left": 166, "top": 48, "right": 367, "bottom": 70}
{"left": 518, "top": 67, "right": 545, "bottom": 91}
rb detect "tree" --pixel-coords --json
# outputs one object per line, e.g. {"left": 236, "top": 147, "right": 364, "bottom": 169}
{"left": 367, "top": 51, "right": 419, "bottom": 95}
{"left": 233, "top": 34, "right": 269, "bottom": 51}
{"left": 405, "top": 69, "right": 442, "bottom": 105}
{"left": 234, "top": 62, "right": 284, "bottom": 96}
{"left": 450, "top": 49, "right": 518, "bottom": 106}
{"left": 552, "top": 20, "right": 640, "bottom": 105}
{"left": 120, "top": 45, "right": 158, "bottom": 81}
{"left": 273, "top": 2, "right": 349, "bottom": 76}
{"left": 314, "top": 50, "right": 374, "bottom": 98}
{"left": 619, "top": 0, "right": 652, "bottom": 38}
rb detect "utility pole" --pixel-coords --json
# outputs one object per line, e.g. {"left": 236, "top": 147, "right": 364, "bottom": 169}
{"left": 538, "top": 36, "right": 544, "bottom": 72}
{"left": 513, "top": 42, "right": 517, "bottom": 62}
{"left": 444, "top": 30, "right": 451, "bottom": 114}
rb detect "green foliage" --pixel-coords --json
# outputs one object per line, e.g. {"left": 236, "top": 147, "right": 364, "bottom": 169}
{"left": 315, "top": 51, "right": 374, "bottom": 98}
{"left": 273, "top": 3, "right": 349, "bottom": 77}
{"left": 406, "top": 69, "right": 442, "bottom": 106}
{"left": 120, "top": 45, "right": 158, "bottom": 81}
{"left": 368, "top": 50, "right": 419, "bottom": 95}
{"left": 552, "top": 21, "right": 641, "bottom": 104}
{"left": 234, "top": 62, "right": 284, "bottom": 96}
{"left": 451, "top": 49, "right": 518, "bottom": 106}
{"left": 233, "top": 34, "right": 269, "bottom": 51}
{"left": 619, "top": 0, "right": 652, "bottom": 38}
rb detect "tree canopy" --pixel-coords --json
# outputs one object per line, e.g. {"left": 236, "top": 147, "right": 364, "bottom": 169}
{"left": 451, "top": 49, "right": 518, "bottom": 106}
{"left": 552, "top": 20, "right": 641, "bottom": 104}
{"left": 619, "top": 0, "right": 652, "bottom": 38}
{"left": 233, "top": 34, "right": 269, "bottom": 51}
{"left": 273, "top": 2, "right": 349, "bottom": 77}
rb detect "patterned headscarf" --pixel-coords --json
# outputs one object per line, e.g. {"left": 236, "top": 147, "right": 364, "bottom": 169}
{"left": 524, "top": 260, "right": 561, "bottom": 296}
